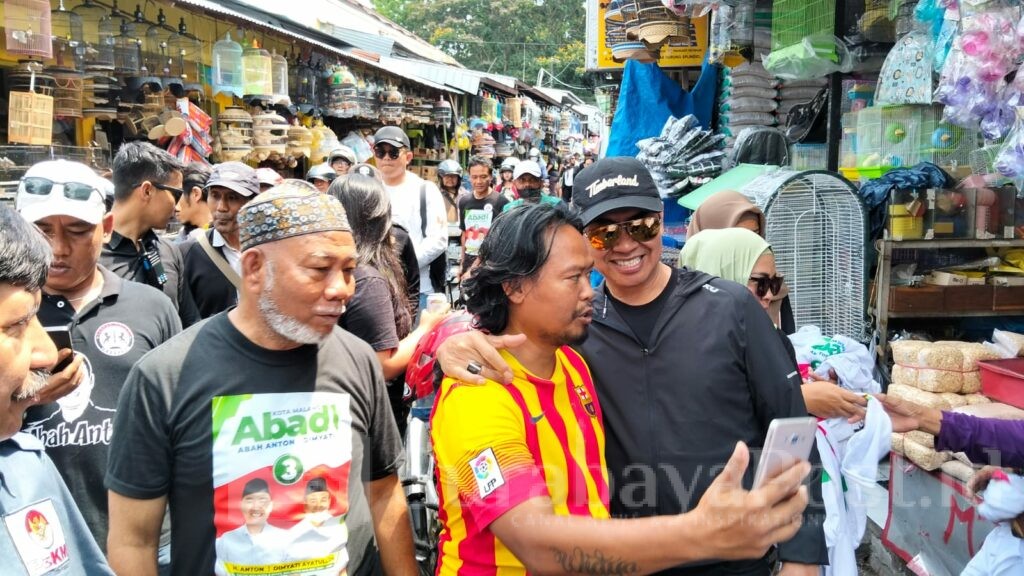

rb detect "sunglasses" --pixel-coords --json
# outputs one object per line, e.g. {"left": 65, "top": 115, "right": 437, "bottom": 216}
{"left": 584, "top": 215, "right": 661, "bottom": 251}
{"left": 748, "top": 275, "right": 784, "bottom": 298}
{"left": 373, "top": 146, "right": 403, "bottom": 160}
{"left": 20, "top": 177, "right": 101, "bottom": 201}
{"left": 136, "top": 181, "right": 184, "bottom": 203}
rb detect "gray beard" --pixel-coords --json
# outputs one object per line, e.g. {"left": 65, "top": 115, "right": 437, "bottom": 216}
{"left": 258, "top": 262, "right": 330, "bottom": 346}
{"left": 14, "top": 370, "right": 50, "bottom": 401}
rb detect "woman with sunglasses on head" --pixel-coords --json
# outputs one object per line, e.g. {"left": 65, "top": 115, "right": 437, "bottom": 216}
{"left": 687, "top": 191, "right": 795, "bottom": 334}
{"left": 680, "top": 228, "right": 867, "bottom": 422}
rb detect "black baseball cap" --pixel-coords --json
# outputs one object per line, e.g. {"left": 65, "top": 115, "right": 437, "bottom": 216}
{"left": 571, "top": 157, "right": 664, "bottom": 226}
{"left": 373, "top": 126, "right": 410, "bottom": 149}
{"left": 206, "top": 161, "right": 259, "bottom": 197}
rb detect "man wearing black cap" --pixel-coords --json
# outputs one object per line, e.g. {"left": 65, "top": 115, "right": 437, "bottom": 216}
{"left": 179, "top": 162, "right": 260, "bottom": 319}
{"left": 437, "top": 157, "right": 827, "bottom": 576}
{"left": 373, "top": 126, "right": 447, "bottom": 309}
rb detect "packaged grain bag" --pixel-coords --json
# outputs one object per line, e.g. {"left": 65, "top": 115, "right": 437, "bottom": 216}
{"left": 891, "top": 340, "right": 931, "bottom": 365}
{"left": 888, "top": 384, "right": 952, "bottom": 410}
{"left": 891, "top": 364, "right": 918, "bottom": 387}
{"left": 940, "top": 392, "right": 969, "bottom": 409}
{"left": 906, "top": 430, "right": 936, "bottom": 449}
{"left": 903, "top": 436, "right": 951, "bottom": 470}
{"left": 964, "top": 394, "right": 993, "bottom": 406}
{"left": 954, "top": 401, "right": 1024, "bottom": 419}
{"left": 939, "top": 460, "right": 977, "bottom": 483}
{"left": 891, "top": 432, "right": 905, "bottom": 455}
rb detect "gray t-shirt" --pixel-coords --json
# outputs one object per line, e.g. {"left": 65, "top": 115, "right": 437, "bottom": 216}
{"left": 105, "top": 313, "right": 403, "bottom": 576}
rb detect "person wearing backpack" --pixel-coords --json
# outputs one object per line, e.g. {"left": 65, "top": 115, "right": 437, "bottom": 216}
{"left": 374, "top": 126, "right": 447, "bottom": 310}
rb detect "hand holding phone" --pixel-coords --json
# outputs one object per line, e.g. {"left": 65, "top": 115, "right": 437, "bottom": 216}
{"left": 45, "top": 326, "right": 74, "bottom": 372}
{"left": 752, "top": 417, "right": 818, "bottom": 489}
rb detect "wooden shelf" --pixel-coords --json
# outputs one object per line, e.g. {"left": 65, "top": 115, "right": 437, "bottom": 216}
{"left": 878, "top": 238, "right": 1024, "bottom": 250}
{"left": 886, "top": 309, "right": 1024, "bottom": 319}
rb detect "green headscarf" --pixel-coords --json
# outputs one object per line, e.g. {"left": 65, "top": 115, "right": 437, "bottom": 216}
{"left": 678, "top": 228, "right": 772, "bottom": 285}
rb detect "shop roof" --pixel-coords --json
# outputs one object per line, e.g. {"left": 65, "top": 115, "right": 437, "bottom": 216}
{"left": 381, "top": 57, "right": 520, "bottom": 96}
{"left": 177, "top": 0, "right": 460, "bottom": 94}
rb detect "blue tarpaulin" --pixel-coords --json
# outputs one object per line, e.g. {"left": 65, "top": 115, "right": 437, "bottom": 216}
{"left": 606, "top": 59, "right": 717, "bottom": 158}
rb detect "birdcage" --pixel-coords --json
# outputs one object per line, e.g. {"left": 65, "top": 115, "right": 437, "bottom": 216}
{"left": 970, "top": 144, "right": 1004, "bottom": 177}
{"left": 839, "top": 112, "right": 858, "bottom": 172}
{"left": 433, "top": 98, "right": 453, "bottom": 126}
{"left": 252, "top": 112, "right": 288, "bottom": 160}
{"left": 286, "top": 121, "right": 312, "bottom": 159}
{"left": 293, "top": 57, "right": 318, "bottom": 111}
{"left": 327, "top": 64, "right": 358, "bottom": 118}
{"left": 771, "top": 0, "right": 835, "bottom": 50}
{"left": 361, "top": 75, "right": 380, "bottom": 119}
{"left": 5, "top": 0, "right": 52, "bottom": 59}
{"left": 168, "top": 18, "right": 202, "bottom": 88}
{"left": 8, "top": 64, "right": 54, "bottom": 146}
{"left": 74, "top": 0, "right": 114, "bottom": 71}
{"left": 48, "top": 67, "right": 83, "bottom": 118}
{"left": 744, "top": 170, "right": 868, "bottom": 340}
{"left": 212, "top": 32, "right": 244, "bottom": 97}
{"left": 242, "top": 40, "right": 272, "bottom": 100}
{"left": 856, "top": 104, "right": 978, "bottom": 178}
{"left": 271, "top": 49, "right": 290, "bottom": 105}
{"left": 841, "top": 78, "right": 876, "bottom": 113}
{"left": 213, "top": 107, "right": 253, "bottom": 162}
{"left": 381, "top": 85, "right": 405, "bottom": 125}
{"left": 113, "top": 19, "right": 141, "bottom": 75}
{"left": 142, "top": 8, "right": 172, "bottom": 77}
{"left": 50, "top": 0, "right": 83, "bottom": 71}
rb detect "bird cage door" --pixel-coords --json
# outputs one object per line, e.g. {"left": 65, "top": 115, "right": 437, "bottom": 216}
{"left": 764, "top": 172, "right": 868, "bottom": 341}
{"left": 5, "top": 0, "right": 53, "bottom": 59}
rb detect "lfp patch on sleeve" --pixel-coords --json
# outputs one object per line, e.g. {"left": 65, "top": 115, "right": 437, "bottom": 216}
{"left": 469, "top": 448, "right": 505, "bottom": 499}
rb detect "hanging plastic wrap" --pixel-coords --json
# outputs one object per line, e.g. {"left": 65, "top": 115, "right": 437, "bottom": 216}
{"left": 995, "top": 107, "right": 1024, "bottom": 192}
{"left": 763, "top": 35, "right": 854, "bottom": 79}
{"left": 708, "top": 0, "right": 754, "bottom": 66}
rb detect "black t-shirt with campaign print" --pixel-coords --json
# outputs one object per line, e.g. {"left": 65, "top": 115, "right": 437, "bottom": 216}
{"left": 24, "top": 266, "right": 181, "bottom": 551}
{"left": 105, "top": 313, "right": 404, "bottom": 576}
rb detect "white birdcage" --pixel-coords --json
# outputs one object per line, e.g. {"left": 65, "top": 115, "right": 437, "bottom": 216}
{"left": 6, "top": 0, "right": 53, "bottom": 59}
{"left": 737, "top": 169, "right": 868, "bottom": 340}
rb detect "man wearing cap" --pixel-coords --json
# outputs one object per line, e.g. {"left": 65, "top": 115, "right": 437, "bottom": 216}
{"left": 438, "top": 157, "right": 828, "bottom": 576}
{"left": 214, "top": 478, "right": 287, "bottom": 575}
{"left": 106, "top": 181, "right": 415, "bottom": 576}
{"left": 456, "top": 155, "right": 508, "bottom": 281}
{"left": 527, "top": 147, "right": 549, "bottom": 183}
{"left": 256, "top": 168, "right": 283, "bottom": 192}
{"left": 373, "top": 126, "right": 447, "bottom": 308}
{"left": 179, "top": 162, "right": 260, "bottom": 319}
{"left": 102, "top": 142, "right": 199, "bottom": 327}
{"left": 306, "top": 164, "right": 337, "bottom": 194}
{"left": 16, "top": 160, "right": 181, "bottom": 554}
{"left": 175, "top": 163, "right": 211, "bottom": 242}
{"left": 502, "top": 160, "right": 561, "bottom": 213}
{"left": 0, "top": 204, "right": 115, "bottom": 576}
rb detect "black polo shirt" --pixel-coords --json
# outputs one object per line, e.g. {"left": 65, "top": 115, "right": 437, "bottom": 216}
{"left": 23, "top": 266, "right": 181, "bottom": 552}
{"left": 101, "top": 229, "right": 199, "bottom": 327}
{"left": 179, "top": 229, "right": 238, "bottom": 319}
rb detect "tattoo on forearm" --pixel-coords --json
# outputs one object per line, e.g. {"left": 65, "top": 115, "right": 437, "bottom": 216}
{"left": 553, "top": 547, "right": 640, "bottom": 575}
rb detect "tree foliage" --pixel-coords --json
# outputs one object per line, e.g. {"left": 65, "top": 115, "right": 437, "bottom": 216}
{"left": 374, "top": 0, "right": 593, "bottom": 101}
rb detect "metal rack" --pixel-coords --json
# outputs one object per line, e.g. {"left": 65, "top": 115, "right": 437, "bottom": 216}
{"left": 0, "top": 144, "right": 111, "bottom": 205}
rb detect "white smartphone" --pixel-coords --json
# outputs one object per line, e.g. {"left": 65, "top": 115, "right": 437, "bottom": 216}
{"left": 752, "top": 417, "right": 818, "bottom": 489}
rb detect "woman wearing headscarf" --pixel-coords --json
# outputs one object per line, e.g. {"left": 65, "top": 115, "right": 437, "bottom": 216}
{"left": 330, "top": 173, "right": 449, "bottom": 434}
{"left": 687, "top": 191, "right": 795, "bottom": 334}
{"left": 680, "top": 228, "right": 866, "bottom": 422}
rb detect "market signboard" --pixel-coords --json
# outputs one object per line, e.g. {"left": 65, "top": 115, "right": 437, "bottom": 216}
{"left": 882, "top": 454, "right": 995, "bottom": 576}
{"left": 585, "top": 0, "right": 709, "bottom": 71}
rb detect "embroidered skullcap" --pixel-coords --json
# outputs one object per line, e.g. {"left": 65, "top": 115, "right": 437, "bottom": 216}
{"left": 238, "top": 179, "right": 352, "bottom": 251}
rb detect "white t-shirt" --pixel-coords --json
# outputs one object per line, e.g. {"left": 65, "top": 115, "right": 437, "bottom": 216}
{"left": 211, "top": 229, "right": 242, "bottom": 274}
{"left": 384, "top": 171, "right": 447, "bottom": 294}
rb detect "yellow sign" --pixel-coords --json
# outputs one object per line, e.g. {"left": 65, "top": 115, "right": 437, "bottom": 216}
{"left": 594, "top": 2, "right": 709, "bottom": 70}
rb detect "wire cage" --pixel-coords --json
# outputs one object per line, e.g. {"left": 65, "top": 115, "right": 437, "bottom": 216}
{"left": 739, "top": 169, "right": 868, "bottom": 340}
{"left": 73, "top": 0, "right": 114, "bottom": 71}
{"left": 49, "top": 67, "right": 84, "bottom": 118}
{"left": 50, "top": 0, "right": 83, "bottom": 71}
{"left": 5, "top": 0, "right": 53, "bottom": 59}
{"left": 855, "top": 104, "right": 978, "bottom": 178}
{"left": 770, "top": 0, "right": 835, "bottom": 50}
{"left": 0, "top": 144, "right": 110, "bottom": 205}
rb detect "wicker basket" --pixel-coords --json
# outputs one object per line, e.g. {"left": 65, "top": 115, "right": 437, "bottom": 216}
{"left": 9, "top": 91, "right": 54, "bottom": 145}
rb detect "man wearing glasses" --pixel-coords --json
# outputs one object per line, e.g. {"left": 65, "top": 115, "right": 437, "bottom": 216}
{"left": 15, "top": 159, "right": 181, "bottom": 556}
{"left": 372, "top": 126, "right": 447, "bottom": 310}
{"left": 438, "top": 157, "right": 827, "bottom": 576}
{"left": 101, "top": 142, "right": 199, "bottom": 327}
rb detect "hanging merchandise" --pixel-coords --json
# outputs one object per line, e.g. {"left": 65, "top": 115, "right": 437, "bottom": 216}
{"left": 5, "top": 0, "right": 52, "bottom": 59}
{"left": 49, "top": 67, "right": 84, "bottom": 118}
{"left": 380, "top": 84, "right": 405, "bottom": 125}
{"left": 312, "top": 121, "right": 340, "bottom": 164}
{"left": 292, "top": 56, "right": 317, "bottom": 113}
{"left": 433, "top": 97, "right": 453, "bottom": 126}
{"left": 632, "top": 0, "right": 690, "bottom": 53}
{"left": 213, "top": 106, "right": 253, "bottom": 162}
{"left": 635, "top": 115, "right": 725, "bottom": 198}
{"left": 763, "top": 34, "right": 854, "bottom": 80}
{"left": 708, "top": 0, "right": 754, "bottom": 66}
{"left": 995, "top": 107, "right": 1024, "bottom": 191}
{"left": 286, "top": 120, "right": 313, "bottom": 159}
{"left": 212, "top": 32, "right": 244, "bottom": 97}
{"left": 168, "top": 18, "right": 202, "bottom": 90}
{"left": 362, "top": 75, "right": 380, "bottom": 120}
{"left": 242, "top": 39, "right": 273, "bottom": 100}
{"left": 50, "top": 0, "right": 83, "bottom": 71}
{"left": 326, "top": 64, "right": 358, "bottom": 118}
{"left": 73, "top": 0, "right": 114, "bottom": 71}
{"left": 875, "top": 27, "right": 934, "bottom": 106}
{"left": 341, "top": 131, "right": 372, "bottom": 162}
{"left": 270, "top": 49, "right": 290, "bottom": 106}
{"left": 8, "top": 62, "right": 54, "bottom": 146}
{"left": 142, "top": 8, "right": 173, "bottom": 79}
{"left": 506, "top": 97, "right": 523, "bottom": 128}
{"left": 252, "top": 111, "right": 290, "bottom": 163}
{"left": 113, "top": 19, "right": 141, "bottom": 76}
{"left": 165, "top": 98, "right": 213, "bottom": 164}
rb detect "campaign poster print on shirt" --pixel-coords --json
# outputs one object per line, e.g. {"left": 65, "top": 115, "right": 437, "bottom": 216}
{"left": 463, "top": 206, "right": 495, "bottom": 256}
{"left": 211, "top": 392, "right": 353, "bottom": 576}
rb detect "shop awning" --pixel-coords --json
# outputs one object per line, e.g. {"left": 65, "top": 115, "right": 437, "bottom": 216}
{"left": 176, "top": 0, "right": 461, "bottom": 94}
{"left": 380, "top": 57, "right": 519, "bottom": 96}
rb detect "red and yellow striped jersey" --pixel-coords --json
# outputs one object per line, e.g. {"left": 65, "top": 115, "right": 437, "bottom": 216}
{"left": 431, "top": 346, "right": 609, "bottom": 576}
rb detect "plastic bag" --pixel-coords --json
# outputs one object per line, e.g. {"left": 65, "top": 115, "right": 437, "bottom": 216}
{"left": 342, "top": 131, "right": 372, "bottom": 163}
{"left": 720, "top": 97, "right": 777, "bottom": 113}
{"left": 720, "top": 111, "right": 777, "bottom": 126}
{"left": 994, "top": 107, "right": 1024, "bottom": 191}
{"left": 762, "top": 35, "right": 854, "bottom": 80}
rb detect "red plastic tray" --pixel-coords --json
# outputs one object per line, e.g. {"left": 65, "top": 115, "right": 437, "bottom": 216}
{"left": 977, "top": 359, "right": 1024, "bottom": 410}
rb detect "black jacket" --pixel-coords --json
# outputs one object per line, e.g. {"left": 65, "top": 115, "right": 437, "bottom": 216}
{"left": 179, "top": 230, "right": 237, "bottom": 319}
{"left": 101, "top": 230, "right": 199, "bottom": 328}
{"left": 580, "top": 267, "right": 828, "bottom": 575}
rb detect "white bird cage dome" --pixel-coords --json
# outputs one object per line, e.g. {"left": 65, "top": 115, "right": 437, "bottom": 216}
{"left": 737, "top": 169, "right": 869, "bottom": 341}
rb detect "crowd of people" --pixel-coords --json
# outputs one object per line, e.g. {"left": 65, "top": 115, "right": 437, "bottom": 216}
{"left": 2, "top": 124, "right": 1023, "bottom": 576}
